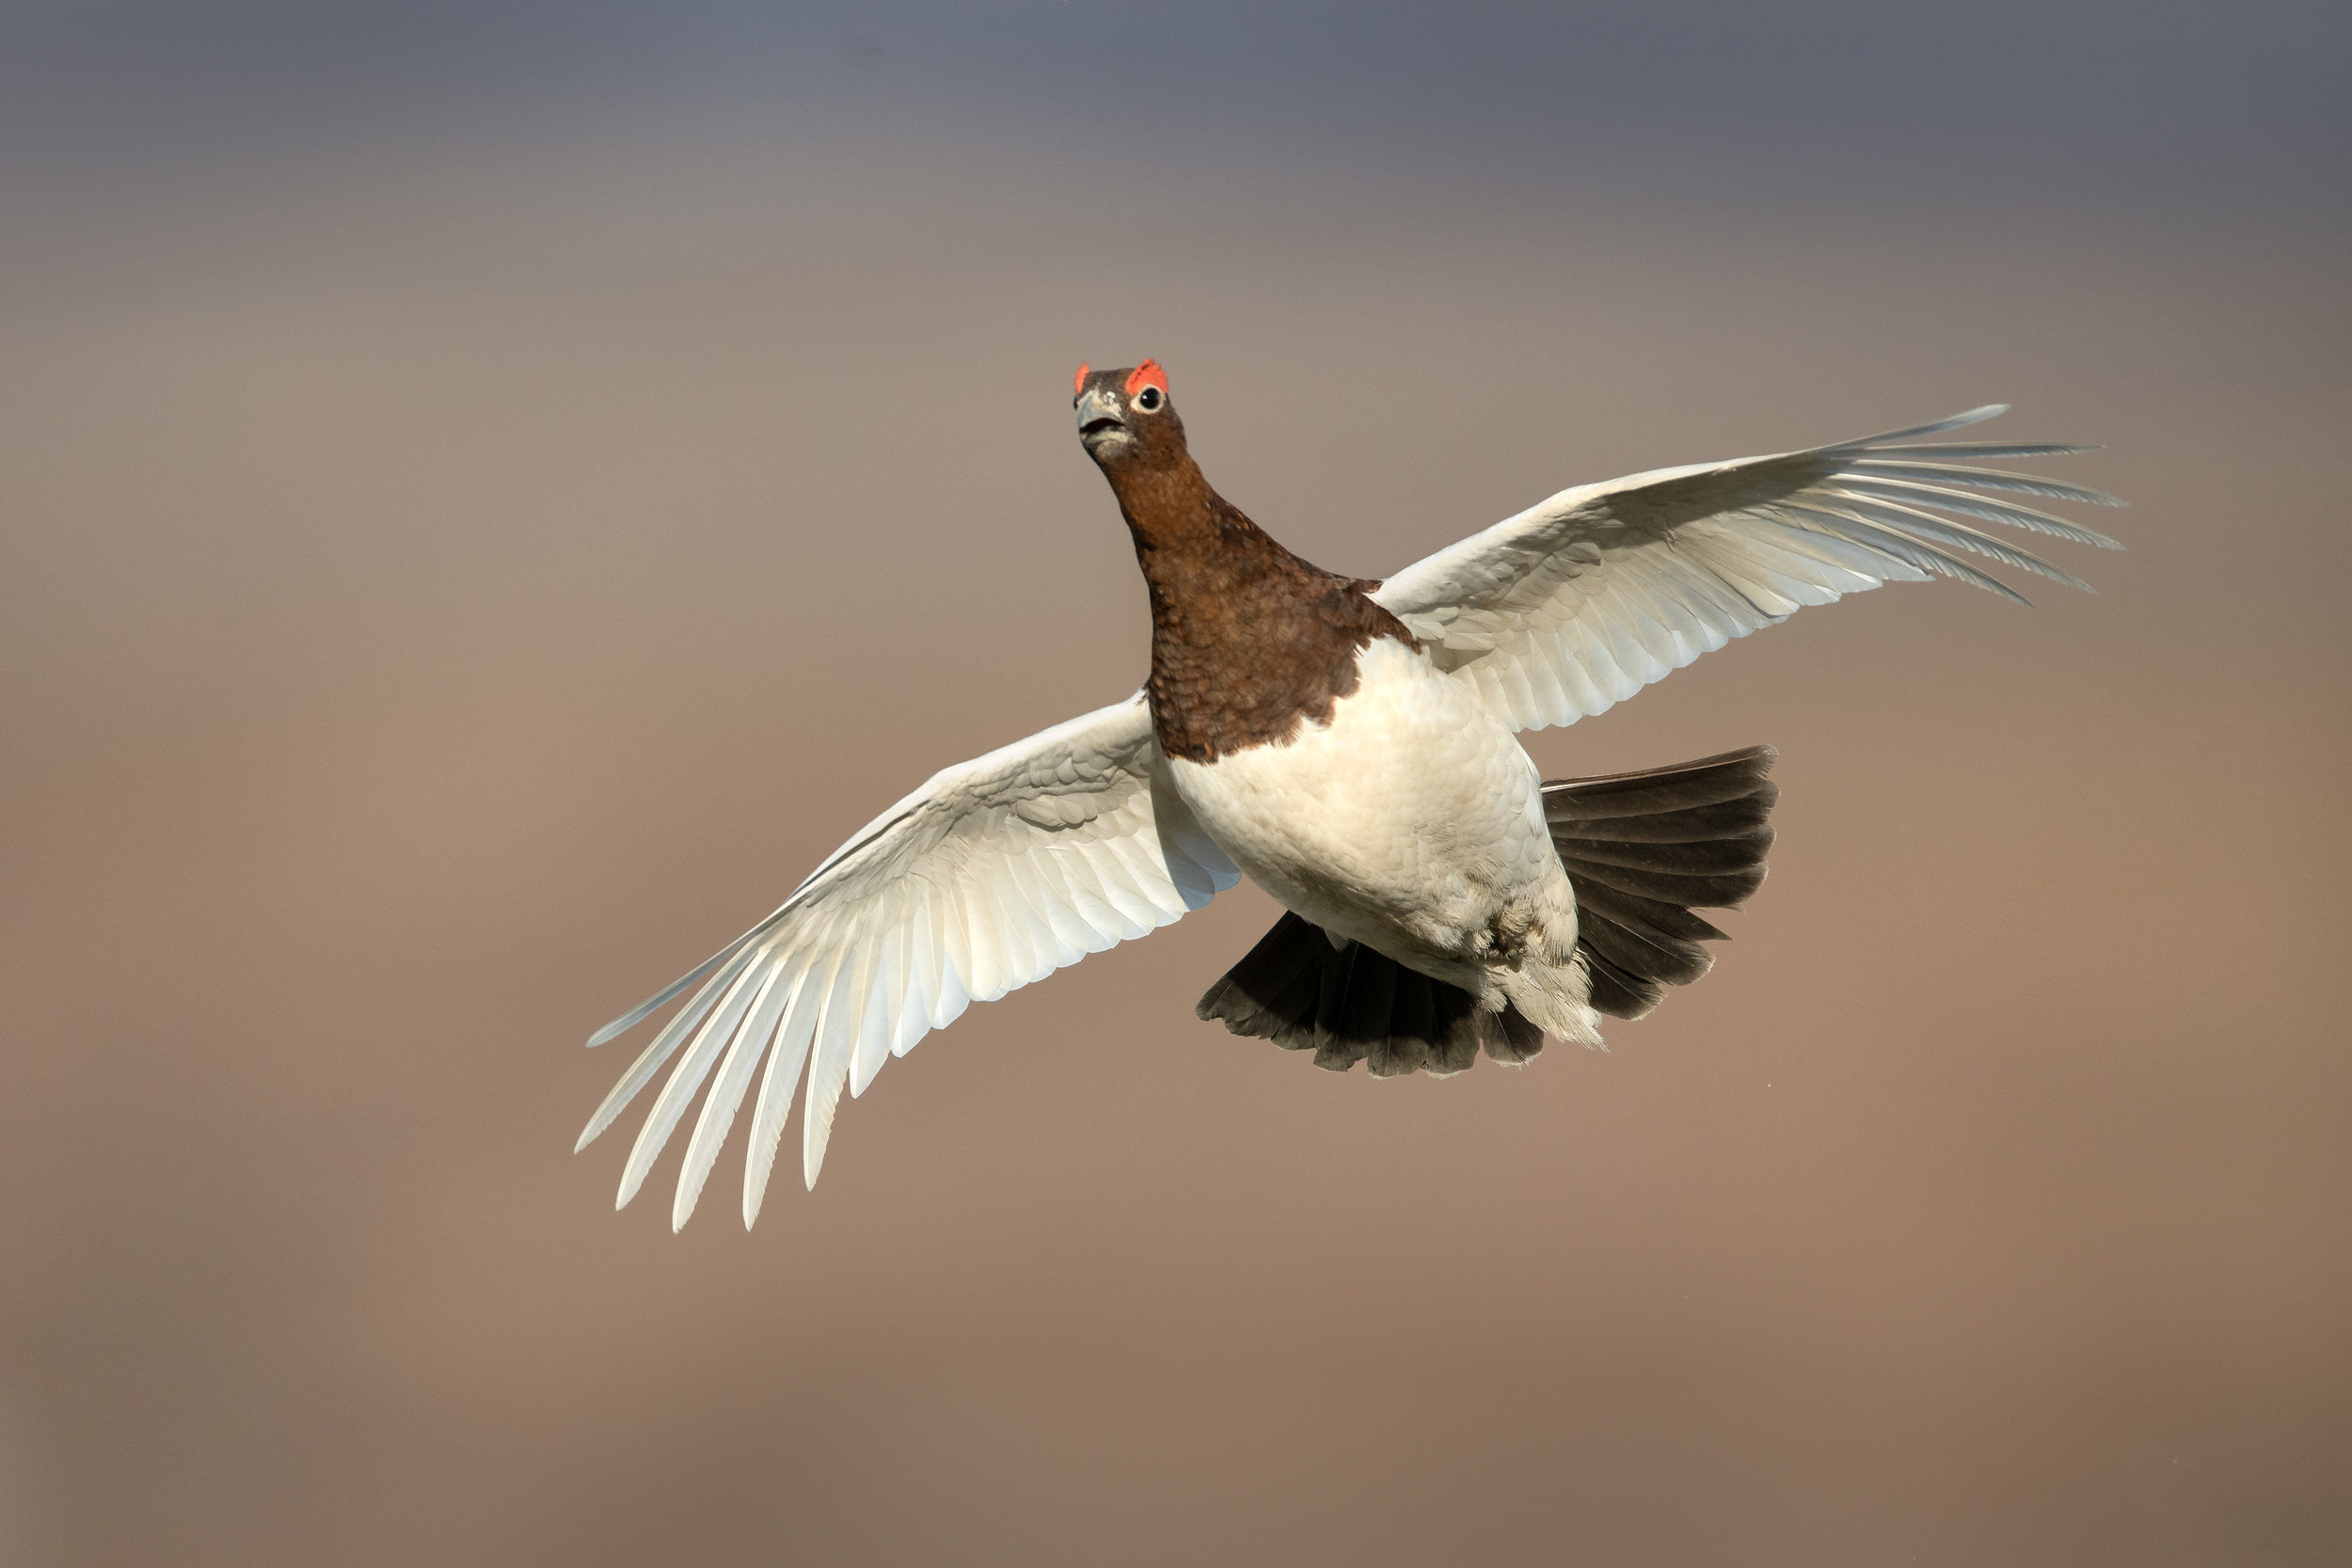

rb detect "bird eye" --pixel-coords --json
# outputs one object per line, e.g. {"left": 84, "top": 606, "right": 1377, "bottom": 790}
{"left": 1135, "top": 387, "right": 1163, "bottom": 412}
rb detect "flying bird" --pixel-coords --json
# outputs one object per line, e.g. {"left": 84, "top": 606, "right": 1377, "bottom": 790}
{"left": 576, "top": 360, "right": 2120, "bottom": 1228}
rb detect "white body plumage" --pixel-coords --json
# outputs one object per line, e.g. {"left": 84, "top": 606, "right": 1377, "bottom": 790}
{"left": 1167, "top": 634, "right": 1597, "bottom": 1044}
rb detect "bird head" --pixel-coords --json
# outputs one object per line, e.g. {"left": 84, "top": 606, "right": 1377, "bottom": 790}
{"left": 1073, "top": 359, "right": 1184, "bottom": 469}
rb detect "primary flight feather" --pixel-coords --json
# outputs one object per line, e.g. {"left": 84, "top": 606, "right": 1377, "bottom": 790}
{"left": 576, "top": 361, "right": 2120, "bottom": 1228}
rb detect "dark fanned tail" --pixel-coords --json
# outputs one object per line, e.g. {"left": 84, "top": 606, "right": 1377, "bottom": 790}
{"left": 1545, "top": 744, "right": 1777, "bottom": 1021}
{"left": 1197, "top": 745, "right": 1778, "bottom": 1074}
{"left": 1195, "top": 912, "right": 1542, "bottom": 1076}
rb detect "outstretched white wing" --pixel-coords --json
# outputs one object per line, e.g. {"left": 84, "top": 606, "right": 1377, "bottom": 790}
{"left": 1373, "top": 405, "right": 2122, "bottom": 732}
{"left": 575, "top": 691, "right": 1239, "bottom": 1229}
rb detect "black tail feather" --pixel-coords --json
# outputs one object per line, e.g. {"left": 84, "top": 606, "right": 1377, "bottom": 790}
{"left": 1197, "top": 912, "right": 1539, "bottom": 1077}
{"left": 1197, "top": 746, "right": 1778, "bottom": 1069}
{"left": 1547, "top": 745, "right": 1778, "bottom": 1020}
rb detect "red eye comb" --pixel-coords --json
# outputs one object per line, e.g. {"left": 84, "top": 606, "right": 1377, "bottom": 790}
{"left": 1124, "top": 359, "right": 1167, "bottom": 398}
{"left": 1073, "top": 363, "right": 1089, "bottom": 396}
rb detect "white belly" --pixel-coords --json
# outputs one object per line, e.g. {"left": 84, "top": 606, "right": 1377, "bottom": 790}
{"left": 1167, "top": 636, "right": 1575, "bottom": 990}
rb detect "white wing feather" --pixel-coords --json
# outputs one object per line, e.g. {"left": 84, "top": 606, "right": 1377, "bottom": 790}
{"left": 1373, "top": 405, "right": 2122, "bottom": 732}
{"left": 575, "top": 691, "right": 1239, "bottom": 1228}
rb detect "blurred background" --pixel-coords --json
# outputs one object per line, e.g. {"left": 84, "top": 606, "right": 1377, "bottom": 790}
{"left": 3, "top": 3, "right": 2347, "bottom": 1563}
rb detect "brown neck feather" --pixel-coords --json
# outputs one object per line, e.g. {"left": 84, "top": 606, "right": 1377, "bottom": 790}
{"left": 1104, "top": 451, "right": 1416, "bottom": 764}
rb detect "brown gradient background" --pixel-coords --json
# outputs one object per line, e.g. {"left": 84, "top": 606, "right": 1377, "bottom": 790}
{"left": 3, "top": 5, "right": 2347, "bottom": 1564}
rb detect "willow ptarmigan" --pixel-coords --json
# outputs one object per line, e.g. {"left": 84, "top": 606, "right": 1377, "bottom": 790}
{"left": 575, "top": 360, "right": 2120, "bottom": 1227}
